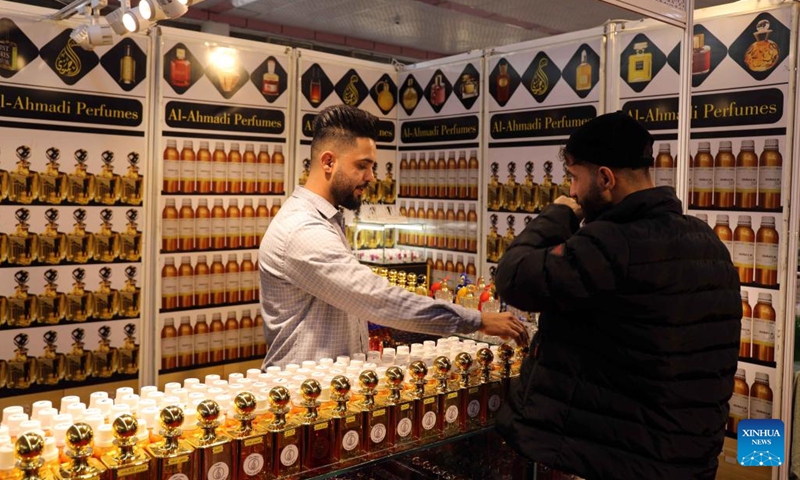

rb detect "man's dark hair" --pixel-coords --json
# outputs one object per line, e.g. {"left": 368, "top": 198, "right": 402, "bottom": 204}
{"left": 311, "top": 105, "right": 378, "bottom": 160}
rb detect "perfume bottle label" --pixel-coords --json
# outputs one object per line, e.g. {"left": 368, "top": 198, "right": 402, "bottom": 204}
{"left": 272, "top": 164, "right": 285, "bottom": 183}
{"left": 242, "top": 453, "right": 264, "bottom": 476}
{"left": 729, "top": 392, "right": 748, "bottom": 419}
{"left": 243, "top": 163, "right": 258, "bottom": 180}
{"left": 163, "top": 219, "right": 179, "bottom": 242}
{"left": 228, "top": 162, "right": 243, "bottom": 182}
{"left": 752, "top": 318, "right": 774, "bottom": 346}
{"left": 210, "top": 331, "right": 224, "bottom": 352}
{"left": 342, "top": 430, "right": 359, "bottom": 451}
{"left": 692, "top": 167, "right": 713, "bottom": 192}
{"left": 179, "top": 219, "right": 195, "bottom": 240}
{"left": 421, "top": 411, "right": 436, "bottom": 431}
{"left": 445, "top": 404, "right": 459, "bottom": 423}
{"left": 212, "top": 218, "right": 226, "bottom": 240}
{"left": 732, "top": 242, "right": 754, "bottom": 269}
{"left": 750, "top": 397, "right": 772, "bottom": 419}
{"left": 197, "top": 161, "right": 212, "bottom": 181}
{"left": 257, "top": 164, "right": 271, "bottom": 185}
{"left": 195, "top": 274, "right": 210, "bottom": 294}
{"left": 257, "top": 217, "right": 269, "bottom": 236}
{"left": 195, "top": 332, "right": 209, "bottom": 352}
{"left": 737, "top": 167, "right": 758, "bottom": 192}
{"left": 467, "top": 398, "right": 480, "bottom": 418}
{"left": 755, "top": 243, "right": 778, "bottom": 270}
{"left": 654, "top": 168, "right": 675, "bottom": 188}
{"left": 370, "top": 423, "right": 387, "bottom": 444}
{"left": 207, "top": 462, "right": 228, "bottom": 479}
{"left": 280, "top": 445, "right": 299, "bottom": 467}
{"left": 715, "top": 167, "right": 735, "bottom": 193}
{"left": 488, "top": 393, "right": 502, "bottom": 412}
{"left": 211, "top": 274, "right": 225, "bottom": 296}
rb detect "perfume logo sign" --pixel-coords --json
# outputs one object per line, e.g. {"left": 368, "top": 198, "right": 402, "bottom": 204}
{"left": 400, "top": 115, "right": 479, "bottom": 144}
{"left": 0, "top": 85, "right": 142, "bottom": 126}
{"left": 490, "top": 106, "right": 596, "bottom": 140}
{"left": 166, "top": 100, "right": 284, "bottom": 134}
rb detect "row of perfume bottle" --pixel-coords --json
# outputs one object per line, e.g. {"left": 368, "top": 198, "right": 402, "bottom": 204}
{"left": 0, "top": 267, "right": 141, "bottom": 328}
{"left": 487, "top": 160, "right": 570, "bottom": 213}
{"left": 168, "top": 48, "right": 283, "bottom": 96}
{"left": 727, "top": 369, "right": 774, "bottom": 436}
{"left": 369, "top": 268, "right": 429, "bottom": 297}
{"left": 695, "top": 213, "right": 779, "bottom": 287}
{"left": 163, "top": 140, "right": 286, "bottom": 195}
{"left": 299, "top": 160, "right": 396, "bottom": 205}
{"left": 395, "top": 201, "right": 479, "bottom": 253}
{"left": 427, "top": 254, "right": 478, "bottom": 291}
{"left": 689, "top": 139, "right": 782, "bottom": 210}
{"left": 0, "top": 146, "right": 143, "bottom": 206}
{"left": 1, "top": 324, "right": 139, "bottom": 390}
{"left": 397, "top": 150, "right": 480, "bottom": 201}
{"left": 1, "top": 207, "right": 142, "bottom": 267}
{"left": 161, "top": 198, "right": 280, "bottom": 253}
{"left": 161, "top": 253, "right": 258, "bottom": 311}
{"left": 354, "top": 248, "right": 423, "bottom": 265}
{"left": 486, "top": 213, "right": 529, "bottom": 264}
{"left": 739, "top": 290, "right": 776, "bottom": 363}
{"left": 160, "top": 309, "right": 267, "bottom": 371}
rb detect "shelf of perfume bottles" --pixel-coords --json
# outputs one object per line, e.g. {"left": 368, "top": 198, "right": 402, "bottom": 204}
{"left": 160, "top": 299, "right": 260, "bottom": 315}
{"left": 0, "top": 312, "right": 141, "bottom": 332}
{"left": 397, "top": 150, "right": 480, "bottom": 202}
{"left": 725, "top": 366, "right": 776, "bottom": 441}
{"left": 1, "top": 371, "right": 139, "bottom": 396}
{"left": 160, "top": 355, "right": 266, "bottom": 376}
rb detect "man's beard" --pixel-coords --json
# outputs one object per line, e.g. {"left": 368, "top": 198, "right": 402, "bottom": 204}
{"left": 578, "top": 180, "right": 613, "bottom": 222}
{"left": 332, "top": 170, "right": 366, "bottom": 211}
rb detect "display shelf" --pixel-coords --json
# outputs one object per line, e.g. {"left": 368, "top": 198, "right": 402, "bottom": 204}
{"left": 1, "top": 258, "right": 140, "bottom": 268}
{"left": 0, "top": 315, "right": 140, "bottom": 332}
{"left": 396, "top": 243, "right": 478, "bottom": 255}
{"left": 687, "top": 205, "right": 783, "bottom": 213}
{"left": 738, "top": 357, "right": 777, "bottom": 369}
{"left": 160, "top": 191, "right": 286, "bottom": 196}
{"left": 397, "top": 195, "right": 480, "bottom": 202}
{"left": 159, "top": 299, "right": 259, "bottom": 314}
{"left": 159, "top": 354, "right": 264, "bottom": 375}
{"left": 0, "top": 200, "right": 143, "bottom": 208}
{"left": 160, "top": 245, "right": 260, "bottom": 255}
{"left": 1, "top": 371, "right": 139, "bottom": 399}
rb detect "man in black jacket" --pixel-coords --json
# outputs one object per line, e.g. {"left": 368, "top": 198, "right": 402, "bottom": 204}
{"left": 495, "top": 111, "right": 741, "bottom": 480}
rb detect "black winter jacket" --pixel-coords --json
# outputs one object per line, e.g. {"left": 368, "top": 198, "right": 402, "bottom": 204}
{"left": 495, "top": 187, "right": 741, "bottom": 480}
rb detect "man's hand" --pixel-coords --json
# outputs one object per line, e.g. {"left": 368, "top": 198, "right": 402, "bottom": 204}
{"left": 479, "top": 312, "right": 530, "bottom": 347}
{"left": 554, "top": 195, "right": 584, "bottom": 221}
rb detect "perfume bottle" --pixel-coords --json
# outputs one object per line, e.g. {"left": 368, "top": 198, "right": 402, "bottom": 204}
{"left": 93, "top": 325, "right": 119, "bottom": 378}
{"left": 402, "top": 77, "right": 418, "bottom": 111}
{"left": 758, "top": 139, "right": 782, "bottom": 209}
{"left": 409, "top": 360, "right": 439, "bottom": 443}
{"left": 7, "top": 333, "right": 36, "bottom": 389}
{"left": 8, "top": 270, "right": 36, "bottom": 327}
{"left": 94, "top": 209, "right": 120, "bottom": 262}
{"left": 15, "top": 432, "right": 48, "bottom": 480}
{"left": 298, "top": 379, "right": 334, "bottom": 470}
{"left": 9, "top": 145, "right": 38, "bottom": 204}
{"left": 381, "top": 367, "right": 414, "bottom": 451}
{"left": 477, "top": 348, "right": 504, "bottom": 424}
{"left": 227, "top": 392, "right": 268, "bottom": 480}
{"left": 744, "top": 19, "right": 779, "bottom": 73}
{"left": 433, "top": 356, "right": 461, "bottom": 438}
{"left": 576, "top": 49, "right": 592, "bottom": 91}
{"left": 692, "top": 34, "right": 711, "bottom": 75}
{"left": 358, "top": 370, "right": 392, "bottom": 456}
{"left": 627, "top": 42, "right": 652, "bottom": 83}
{"left": 66, "top": 268, "right": 93, "bottom": 323}
{"left": 558, "top": 164, "right": 572, "bottom": 198}
{"left": 100, "top": 414, "right": 150, "bottom": 480}
{"left": 243, "top": 144, "right": 258, "bottom": 194}
{"left": 119, "top": 209, "right": 142, "bottom": 262}
{"left": 36, "top": 330, "right": 66, "bottom": 386}
{"left": 38, "top": 269, "right": 67, "bottom": 325}
{"left": 262, "top": 58, "right": 279, "bottom": 96}
{"left": 119, "top": 44, "right": 136, "bottom": 85}
{"left": 95, "top": 151, "right": 121, "bottom": 205}
{"left": 486, "top": 214, "right": 501, "bottom": 263}
{"left": 145, "top": 406, "right": 196, "bottom": 480}
{"left": 265, "top": 386, "right": 302, "bottom": 478}
{"left": 328, "top": 375, "right": 364, "bottom": 463}
{"left": 309, "top": 66, "right": 321, "bottom": 105}
{"left": 0, "top": 220, "right": 7, "bottom": 265}
{"left": 39, "top": 208, "right": 67, "bottom": 264}
{"left": 0, "top": 27, "right": 18, "bottom": 73}
{"left": 66, "top": 209, "right": 94, "bottom": 264}
{"left": 9, "top": 208, "right": 38, "bottom": 266}
{"left": 271, "top": 146, "right": 285, "bottom": 194}
{"left": 39, "top": 146, "right": 68, "bottom": 204}
{"left": 519, "top": 161, "right": 538, "bottom": 213}
{"left": 121, "top": 152, "right": 143, "bottom": 205}
{"left": 119, "top": 266, "right": 141, "bottom": 318}
{"left": 64, "top": 328, "right": 92, "bottom": 382}
{"left": 67, "top": 149, "right": 95, "bottom": 205}
{"left": 179, "top": 140, "right": 196, "bottom": 194}
{"left": 170, "top": 48, "right": 191, "bottom": 88}
{"left": 488, "top": 162, "right": 501, "bottom": 211}
{"left": 502, "top": 162, "right": 521, "bottom": 212}
{"left": 501, "top": 216, "right": 516, "bottom": 259}
{"left": 382, "top": 162, "right": 396, "bottom": 204}
{"left": 57, "top": 423, "right": 108, "bottom": 480}
{"left": 495, "top": 62, "right": 510, "bottom": 104}
{"left": 186, "top": 400, "right": 234, "bottom": 480}
{"left": 118, "top": 323, "right": 139, "bottom": 375}
{"left": 455, "top": 352, "right": 482, "bottom": 431}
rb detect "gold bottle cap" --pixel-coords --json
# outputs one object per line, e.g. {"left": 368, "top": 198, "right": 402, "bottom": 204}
{"left": 65, "top": 423, "right": 94, "bottom": 451}
{"left": 498, "top": 343, "right": 514, "bottom": 362}
{"left": 300, "top": 379, "right": 322, "bottom": 403}
{"left": 159, "top": 405, "right": 185, "bottom": 430}
{"left": 196, "top": 400, "right": 221, "bottom": 426}
{"left": 455, "top": 352, "right": 473, "bottom": 372}
{"left": 476, "top": 347, "right": 494, "bottom": 366}
{"left": 15, "top": 431, "right": 44, "bottom": 461}
{"left": 358, "top": 370, "right": 379, "bottom": 391}
{"left": 409, "top": 360, "right": 428, "bottom": 382}
{"left": 385, "top": 366, "right": 405, "bottom": 386}
{"left": 330, "top": 375, "right": 351, "bottom": 397}
{"left": 433, "top": 356, "right": 452, "bottom": 376}
{"left": 233, "top": 392, "right": 257, "bottom": 416}
{"left": 268, "top": 386, "right": 291, "bottom": 409}
{"left": 111, "top": 414, "right": 138, "bottom": 442}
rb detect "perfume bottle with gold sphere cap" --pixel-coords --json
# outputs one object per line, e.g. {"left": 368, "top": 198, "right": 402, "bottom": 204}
{"left": 66, "top": 209, "right": 93, "bottom": 264}
{"left": 145, "top": 406, "right": 195, "bottom": 480}
{"left": 100, "top": 414, "right": 150, "bottom": 480}
{"left": 93, "top": 267, "right": 119, "bottom": 321}
{"left": 359, "top": 370, "right": 391, "bottom": 455}
{"left": 65, "top": 268, "right": 93, "bottom": 323}
{"left": 265, "top": 386, "right": 301, "bottom": 478}
{"left": 9, "top": 208, "right": 37, "bottom": 266}
{"left": 186, "top": 400, "right": 233, "bottom": 480}
{"left": 384, "top": 366, "right": 414, "bottom": 451}
{"left": 15, "top": 431, "right": 49, "bottom": 480}
{"left": 121, "top": 152, "right": 143, "bottom": 206}
{"left": 37, "top": 330, "right": 65, "bottom": 386}
{"left": 477, "top": 347, "right": 503, "bottom": 425}
{"left": 92, "top": 326, "right": 118, "bottom": 379}
{"left": 117, "top": 323, "right": 139, "bottom": 375}
{"left": 8, "top": 333, "right": 36, "bottom": 389}
{"left": 228, "top": 392, "right": 268, "bottom": 480}
{"left": 38, "top": 269, "right": 66, "bottom": 326}
{"left": 299, "top": 379, "right": 334, "bottom": 470}
{"left": 39, "top": 208, "right": 67, "bottom": 265}
{"left": 498, "top": 342, "right": 515, "bottom": 384}
{"left": 9, "top": 270, "right": 37, "bottom": 327}
{"left": 9, "top": 145, "right": 38, "bottom": 204}
{"left": 56, "top": 423, "right": 108, "bottom": 480}
{"left": 456, "top": 352, "right": 482, "bottom": 431}
{"left": 65, "top": 328, "right": 92, "bottom": 382}
{"left": 329, "top": 375, "right": 364, "bottom": 463}
{"left": 67, "top": 149, "right": 94, "bottom": 205}
{"left": 94, "top": 150, "right": 121, "bottom": 205}
{"left": 119, "top": 210, "right": 142, "bottom": 262}
{"left": 119, "top": 266, "right": 140, "bottom": 319}
{"left": 409, "top": 360, "right": 439, "bottom": 443}
{"left": 39, "top": 146, "right": 68, "bottom": 205}
{"left": 434, "top": 356, "right": 461, "bottom": 438}
{"left": 93, "top": 209, "right": 120, "bottom": 262}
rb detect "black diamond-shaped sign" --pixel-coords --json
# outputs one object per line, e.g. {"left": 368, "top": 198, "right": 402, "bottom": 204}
{"left": 521, "top": 52, "right": 561, "bottom": 103}
{"left": 0, "top": 18, "right": 38, "bottom": 79}
{"left": 488, "top": 58, "right": 520, "bottom": 107}
{"left": 453, "top": 63, "right": 480, "bottom": 110}
{"left": 369, "top": 74, "right": 397, "bottom": 115}
{"left": 398, "top": 74, "right": 423, "bottom": 115}
{"left": 423, "top": 69, "right": 452, "bottom": 113}
{"left": 667, "top": 24, "right": 727, "bottom": 87}
{"left": 728, "top": 12, "right": 790, "bottom": 81}
{"left": 335, "top": 69, "right": 369, "bottom": 108}
{"left": 620, "top": 33, "right": 667, "bottom": 93}
{"left": 162, "top": 43, "right": 204, "bottom": 95}
{"left": 206, "top": 62, "right": 248, "bottom": 100}
{"left": 249, "top": 55, "right": 288, "bottom": 103}
{"left": 562, "top": 44, "right": 600, "bottom": 98}
{"left": 40, "top": 29, "right": 98, "bottom": 86}
{"left": 100, "top": 38, "right": 146, "bottom": 92}
{"left": 301, "top": 63, "right": 334, "bottom": 107}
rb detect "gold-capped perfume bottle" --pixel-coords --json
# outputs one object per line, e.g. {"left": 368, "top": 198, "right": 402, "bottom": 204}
{"left": 502, "top": 162, "right": 521, "bottom": 212}
{"left": 487, "top": 162, "right": 501, "bottom": 211}
{"left": 94, "top": 267, "right": 120, "bottom": 320}
{"left": 65, "top": 328, "right": 92, "bottom": 382}
{"left": 299, "top": 379, "right": 334, "bottom": 470}
{"left": 558, "top": 163, "right": 571, "bottom": 198}
{"left": 381, "top": 162, "right": 396, "bottom": 204}
{"left": 39, "top": 208, "right": 67, "bottom": 264}
{"left": 94, "top": 209, "right": 120, "bottom": 262}
{"left": 67, "top": 149, "right": 95, "bottom": 205}
{"left": 186, "top": 400, "right": 234, "bottom": 480}
{"left": 57, "top": 423, "right": 108, "bottom": 480}
{"left": 66, "top": 209, "right": 94, "bottom": 263}
{"left": 384, "top": 366, "right": 414, "bottom": 451}
{"left": 477, "top": 348, "right": 503, "bottom": 425}
{"left": 8, "top": 145, "right": 38, "bottom": 204}
{"left": 7, "top": 333, "right": 36, "bottom": 389}
{"left": 15, "top": 431, "right": 48, "bottom": 480}
{"left": 119, "top": 209, "right": 142, "bottom": 262}
{"left": 0, "top": 148, "right": 8, "bottom": 202}
{"left": 627, "top": 42, "right": 652, "bottom": 83}
{"left": 39, "top": 146, "right": 68, "bottom": 204}
{"left": 100, "top": 414, "right": 150, "bottom": 480}
{"left": 0, "top": 219, "right": 7, "bottom": 265}
{"left": 266, "top": 386, "right": 302, "bottom": 478}
{"left": 117, "top": 323, "right": 139, "bottom": 375}
{"left": 119, "top": 266, "right": 141, "bottom": 318}
{"left": 540, "top": 161, "right": 559, "bottom": 210}
{"left": 329, "top": 375, "right": 364, "bottom": 463}
{"left": 486, "top": 214, "right": 500, "bottom": 264}
{"left": 8, "top": 270, "right": 37, "bottom": 327}
{"left": 37, "top": 330, "right": 66, "bottom": 386}
{"left": 520, "top": 161, "right": 539, "bottom": 213}
{"left": 9, "top": 208, "right": 38, "bottom": 266}
{"left": 66, "top": 268, "right": 93, "bottom": 322}
{"left": 409, "top": 360, "right": 439, "bottom": 443}
{"left": 93, "top": 325, "right": 119, "bottom": 378}
{"left": 145, "top": 406, "right": 196, "bottom": 480}
{"left": 501, "top": 216, "right": 516, "bottom": 259}
{"left": 121, "top": 152, "right": 143, "bottom": 206}
{"left": 433, "top": 356, "right": 461, "bottom": 438}
{"left": 455, "top": 352, "right": 481, "bottom": 431}
{"left": 359, "top": 370, "right": 391, "bottom": 456}
{"left": 94, "top": 150, "right": 121, "bottom": 205}
{"left": 228, "top": 392, "right": 268, "bottom": 480}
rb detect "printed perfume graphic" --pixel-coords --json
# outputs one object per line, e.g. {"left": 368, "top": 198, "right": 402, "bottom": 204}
{"left": 619, "top": 33, "right": 667, "bottom": 93}
{"left": 521, "top": 52, "right": 560, "bottom": 103}
{"left": 398, "top": 74, "right": 423, "bottom": 115}
{"left": 100, "top": 38, "right": 147, "bottom": 91}
{"left": 162, "top": 43, "right": 204, "bottom": 95}
{"left": 249, "top": 55, "right": 288, "bottom": 103}
{"left": 667, "top": 24, "right": 727, "bottom": 87}
{"left": 728, "top": 13, "right": 790, "bottom": 81}
{"left": 0, "top": 18, "right": 38, "bottom": 79}
{"left": 423, "top": 69, "right": 452, "bottom": 113}
{"left": 453, "top": 63, "right": 480, "bottom": 109}
{"left": 334, "top": 69, "right": 368, "bottom": 108}
{"left": 40, "top": 29, "right": 98, "bottom": 86}
{"left": 562, "top": 44, "right": 600, "bottom": 98}
{"left": 488, "top": 58, "right": 521, "bottom": 107}
{"left": 369, "top": 74, "right": 397, "bottom": 115}
{"left": 205, "top": 46, "right": 249, "bottom": 100}
{"left": 301, "top": 63, "right": 334, "bottom": 107}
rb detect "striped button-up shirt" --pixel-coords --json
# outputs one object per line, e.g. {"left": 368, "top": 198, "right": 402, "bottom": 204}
{"left": 258, "top": 186, "right": 481, "bottom": 368}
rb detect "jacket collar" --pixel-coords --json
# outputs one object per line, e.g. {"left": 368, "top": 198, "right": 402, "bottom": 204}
{"left": 593, "top": 186, "right": 682, "bottom": 223}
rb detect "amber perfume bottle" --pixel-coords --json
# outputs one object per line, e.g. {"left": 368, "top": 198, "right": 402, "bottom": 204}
{"left": 145, "top": 406, "right": 196, "bottom": 480}
{"left": 257, "top": 144, "right": 271, "bottom": 194}
{"left": 120, "top": 209, "right": 142, "bottom": 262}
{"left": 241, "top": 253, "right": 256, "bottom": 303}
{"left": 211, "top": 142, "right": 227, "bottom": 193}
{"left": 194, "top": 256, "right": 210, "bottom": 307}
{"left": 228, "top": 142, "right": 243, "bottom": 194}
{"left": 736, "top": 140, "right": 758, "bottom": 209}
{"left": 329, "top": 375, "right": 364, "bottom": 463}
{"left": 37, "top": 208, "right": 65, "bottom": 264}
{"left": 210, "top": 312, "right": 225, "bottom": 363}
{"left": 161, "top": 318, "right": 177, "bottom": 370}
{"left": 358, "top": 370, "right": 391, "bottom": 456}
{"left": 66, "top": 268, "right": 93, "bottom": 322}
{"left": 408, "top": 360, "right": 438, "bottom": 443}
{"left": 7, "top": 333, "right": 36, "bottom": 389}
{"left": 239, "top": 309, "right": 254, "bottom": 358}
{"left": 744, "top": 20, "right": 779, "bottom": 73}
{"left": 93, "top": 267, "right": 120, "bottom": 320}
{"left": 119, "top": 151, "right": 144, "bottom": 206}
{"left": 753, "top": 293, "right": 775, "bottom": 363}
{"left": 179, "top": 140, "right": 196, "bottom": 194}
{"left": 15, "top": 432, "right": 48, "bottom": 480}
{"left": 100, "top": 414, "right": 150, "bottom": 480}
{"left": 9, "top": 270, "right": 36, "bottom": 327}
{"left": 759, "top": 139, "right": 782, "bottom": 209}
{"left": 9, "top": 208, "right": 38, "bottom": 266}
{"left": 93, "top": 325, "right": 119, "bottom": 378}
{"left": 433, "top": 356, "right": 460, "bottom": 438}
{"left": 242, "top": 143, "right": 258, "bottom": 194}
{"left": 455, "top": 352, "right": 480, "bottom": 431}
{"left": 265, "top": 386, "right": 302, "bottom": 478}
{"left": 0, "top": 224, "right": 7, "bottom": 265}
{"left": 162, "top": 199, "right": 179, "bottom": 252}
{"left": 271, "top": 146, "right": 285, "bottom": 194}
{"left": 714, "top": 141, "right": 735, "bottom": 208}
{"left": 95, "top": 150, "right": 121, "bottom": 205}
{"left": 194, "top": 314, "right": 210, "bottom": 365}
{"left": 56, "top": 423, "right": 108, "bottom": 480}
{"left": 37, "top": 330, "right": 66, "bottom": 386}
{"left": 477, "top": 348, "right": 503, "bottom": 424}
{"left": 170, "top": 48, "right": 191, "bottom": 87}
{"left": 119, "top": 266, "right": 141, "bottom": 318}
{"left": 226, "top": 255, "right": 241, "bottom": 304}
{"left": 9, "top": 145, "right": 38, "bottom": 204}
{"left": 162, "top": 258, "right": 178, "bottom": 310}
{"left": 66, "top": 209, "right": 94, "bottom": 264}
{"left": 177, "top": 316, "right": 193, "bottom": 368}
{"left": 211, "top": 199, "right": 226, "bottom": 250}
{"left": 298, "top": 379, "right": 334, "bottom": 470}
{"left": 502, "top": 162, "right": 521, "bottom": 212}
{"left": 178, "top": 199, "right": 195, "bottom": 252}
{"left": 227, "top": 199, "right": 242, "bottom": 249}
{"left": 94, "top": 209, "right": 120, "bottom": 262}
{"left": 254, "top": 313, "right": 266, "bottom": 357}
{"left": 39, "top": 146, "right": 68, "bottom": 204}
{"left": 186, "top": 400, "right": 234, "bottom": 480}
{"left": 228, "top": 392, "right": 268, "bottom": 480}
{"left": 65, "top": 328, "right": 92, "bottom": 381}
{"left": 195, "top": 199, "right": 211, "bottom": 251}
{"left": 118, "top": 323, "right": 139, "bottom": 375}
{"left": 487, "top": 162, "right": 501, "bottom": 211}
{"left": 755, "top": 216, "right": 779, "bottom": 287}
{"left": 224, "top": 311, "right": 239, "bottom": 361}
{"left": 520, "top": 161, "right": 539, "bottom": 213}
{"left": 692, "top": 142, "right": 714, "bottom": 208}
{"left": 67, "top": 149, "right": 95, "bottom": 204}
{"left": 241, "top": 199, "right": 257, "bottom": 248}
{"left": 177, "top": 256, "right": 194, "bottom": 309}
{"left": 733, "top": 216, "right": 755, "bottom": 284}
{"left": 383, "top": 366, "right": 415, "bottom": 451}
